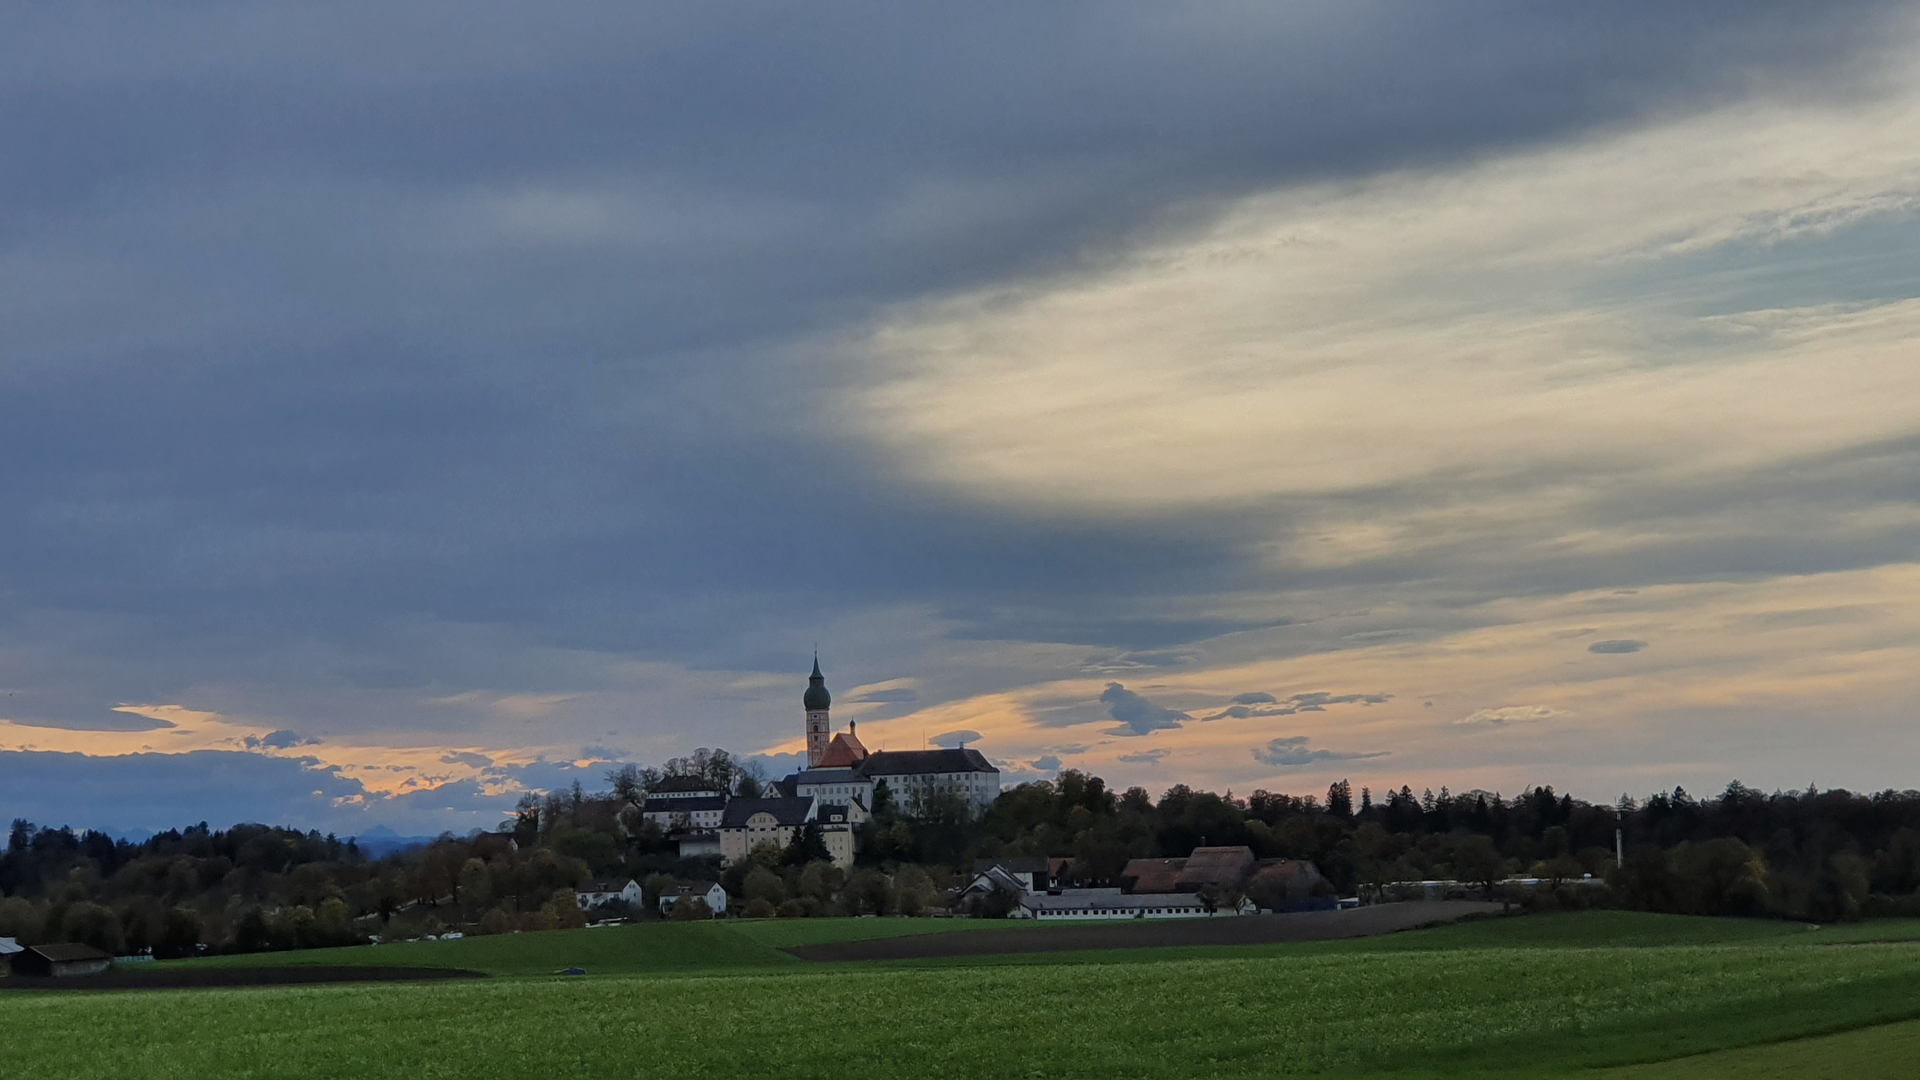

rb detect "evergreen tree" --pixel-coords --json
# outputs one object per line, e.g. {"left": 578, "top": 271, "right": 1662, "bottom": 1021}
{"left": 1327, "top": 779, "right": 1353, "bottom": 819}
{"left": 782, "top": 822, "right": 832, "bottom": 866}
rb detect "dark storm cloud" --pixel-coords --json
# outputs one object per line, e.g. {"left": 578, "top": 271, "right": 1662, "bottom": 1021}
{"left": 440, "top": 751, "right": 495, "bottom": 769}
{"left": 928, "top": 729, "right": 984, "bottom": 748}
{"left": 0, "top": 750, "right": 370, "bottom": 834}
{"left": 1203, "top": 692, "right": 1391, "bottom": 722}
{"left": 244, "top": 729, "right": 318, "bottom": 750}
{"left": 850, "top": 689, "right": 920, "bottom": 705}
{"left": 2, "top": 3, "right": 1898, "bottom": 668}
{"left": 1100, "top": 683, "right": 1191, "bottom": 737}
{"left": 1589, "top": 640, "right": 1649, "bottom": 654}
{"left": 1251, "top": 737, "right": 1388, "bottom": 769}
{"left": 1030, "top": 755, "right": 1063, "bottom": 773}
{"left": 0, "top": 706, "right": 175, "bottom": 733}
{"left": 1, "top": 2, "right": 1910, "bottom": 827}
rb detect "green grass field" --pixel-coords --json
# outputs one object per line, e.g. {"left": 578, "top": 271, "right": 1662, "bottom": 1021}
{"left": 6, "top": 911, "right": 1920, "bottom": 1078}
{"left": 172, "top": 914, "right": 1035, "bottom": 976}
{"left": 1595, "top": 1018, "right": 1920, "bottom": 1080}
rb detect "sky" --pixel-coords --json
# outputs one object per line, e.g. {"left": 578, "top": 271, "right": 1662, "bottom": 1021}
{"left": 5, "top": 2, "right": 1920, "bottom": 836}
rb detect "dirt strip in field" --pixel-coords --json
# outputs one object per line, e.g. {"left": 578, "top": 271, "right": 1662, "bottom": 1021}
{"left": 785, "top": 900, "right": 1505, "bottom": 961}
{"left": 0, "top": 965, "right": 487, "bottom": 992}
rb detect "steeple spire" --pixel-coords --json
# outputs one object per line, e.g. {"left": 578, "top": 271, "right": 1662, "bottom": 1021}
{"left": 807, "top": 657, "right": 828, "bottom": 705}
{"left": 803, "top": 655, "right": 832, "bottom": 767}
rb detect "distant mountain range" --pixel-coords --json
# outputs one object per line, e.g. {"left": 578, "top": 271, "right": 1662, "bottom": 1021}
{"left": 350, "top": 826, "right": 444, "bottom": 858}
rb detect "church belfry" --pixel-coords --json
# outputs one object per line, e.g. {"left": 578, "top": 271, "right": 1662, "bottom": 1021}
{"left": 804, "top": 656, "right": 832, "bottom": 768}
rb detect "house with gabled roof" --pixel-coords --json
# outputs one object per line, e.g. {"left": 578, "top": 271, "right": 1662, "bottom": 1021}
{"left": 575, "top": 878, "right": 642, "bottom": 911}
{"left": 659, "top": 880, "right": 727, "bottom": 918}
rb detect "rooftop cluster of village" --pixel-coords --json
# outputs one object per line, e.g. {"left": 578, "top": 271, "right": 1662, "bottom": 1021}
{"left": 580, "top": 662, "right": 1329, "bottom": 922}
{"left": 635, "top": 660, "right": 1001, "bottom": 869}
{"left": 581, "top": 842, "right": 1331, "bottom": 923}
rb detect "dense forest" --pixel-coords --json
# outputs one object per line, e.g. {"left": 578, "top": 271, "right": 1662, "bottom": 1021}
{"left": 6, "top": 759, "right": 1920, "bottom": 959}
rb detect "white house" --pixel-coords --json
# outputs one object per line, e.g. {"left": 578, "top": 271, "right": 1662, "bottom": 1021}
{"left": 642, "top": 794, "right": 727, "bottom": 833}
{"left": 659, "top": 880, "right": 728, "bottom": 917}
{"left": 575, "top": 878, "right": 643, "bottom": 910}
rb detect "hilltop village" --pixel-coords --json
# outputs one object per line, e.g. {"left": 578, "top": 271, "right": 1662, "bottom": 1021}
{"left": 638, "top": 659, "right": 1003, "bottom": 870}
{"left": 606, "top": 661, "right": 1325, "bottom": 922}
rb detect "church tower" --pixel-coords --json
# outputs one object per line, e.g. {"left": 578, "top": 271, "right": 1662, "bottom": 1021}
{"left": 804, "top": 656, "right": 832, "bottom": 768}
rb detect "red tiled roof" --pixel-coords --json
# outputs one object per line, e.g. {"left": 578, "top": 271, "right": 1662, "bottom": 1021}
{"left": 1121, "top": 857, "right": 1187, "bottom": 894}
{"left": 1176, "top": 846, "right": 1256, "bottom": 888}
{"left": 819, "top": 729, "right": 868, "bottom": 767}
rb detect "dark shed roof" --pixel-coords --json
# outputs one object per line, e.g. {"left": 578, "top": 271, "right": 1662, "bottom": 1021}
{"left": 721, "top": 797, "right": 815, "bottom": 828}
{"left": 861, "top": 749, "right": 998, "bottom": 776}
{"left": 30, "top": 943, "right": 113, "bottom": 962}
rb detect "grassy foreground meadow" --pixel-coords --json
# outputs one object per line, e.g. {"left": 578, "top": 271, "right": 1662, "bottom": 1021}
{"left": 160, "top": 911, "right": 1042, "bottom": 976}
{"left": 5, "top": 911, "right": 1920, "bottom": 1079}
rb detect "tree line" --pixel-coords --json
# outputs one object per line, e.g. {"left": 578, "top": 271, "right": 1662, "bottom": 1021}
{"left": 6, "top": 762, "right": 1920, "bottom": 959}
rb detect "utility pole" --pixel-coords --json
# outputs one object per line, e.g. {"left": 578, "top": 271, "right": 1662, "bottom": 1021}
{"left": 1614, "top": 800, "right": 1625, "bottom": 868}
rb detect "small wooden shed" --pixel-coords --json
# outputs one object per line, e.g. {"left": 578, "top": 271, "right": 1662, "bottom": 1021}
{"left": 8, "top": 943, "right": 114, "bottom": 978}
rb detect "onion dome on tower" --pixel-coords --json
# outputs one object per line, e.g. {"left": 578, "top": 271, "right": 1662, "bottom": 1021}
{"left": 804, "top": 656, "right": 831, "bottom": 711}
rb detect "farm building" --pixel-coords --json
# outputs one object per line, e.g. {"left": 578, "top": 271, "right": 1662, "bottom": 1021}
{"left": 1122, "top": 846, "right": 1258, "bottom": 895}
{"left": 1014, "top": 888, "right": 1254, "bottom": 920}
{"left": 1120, "top": 856, "right": 1187, "bottom": 894}
{"left": 7, "top": 943, "right": 114, "bottom": 978}
{"left": 962, "top": 851, "right": 1269, "bottom": 919}
{"left": 1247, "top": 860, "right": 1327, "bottom": 905}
